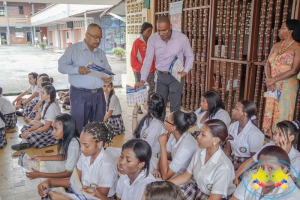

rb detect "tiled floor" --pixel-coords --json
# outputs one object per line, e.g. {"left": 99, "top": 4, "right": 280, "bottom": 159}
{"left": 0, "top": 88, "right": 137, "bottom": 200}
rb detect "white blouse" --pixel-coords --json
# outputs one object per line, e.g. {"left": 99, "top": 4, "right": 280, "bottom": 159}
{"left": 194, "top": 108, "right": 231, "bottom": 130}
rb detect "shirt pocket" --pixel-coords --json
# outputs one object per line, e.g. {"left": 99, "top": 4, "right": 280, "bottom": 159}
{"left": 237, "top": 142, "right": 250, "bottom": 157}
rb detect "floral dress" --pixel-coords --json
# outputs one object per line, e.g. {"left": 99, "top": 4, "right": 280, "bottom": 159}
{"left": 263, "top": 53, "right": 299, "bottom": 134}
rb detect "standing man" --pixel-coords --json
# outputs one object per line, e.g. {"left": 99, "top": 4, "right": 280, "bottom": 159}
{"left": 135, "top": 16, "right": 194, "bottom": 112}
{"left": 58, "top": 23, "right": 113, "bottom": 132}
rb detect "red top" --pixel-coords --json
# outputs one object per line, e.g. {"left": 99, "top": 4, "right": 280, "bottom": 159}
{"left": 130, "top": 35, "right": 156, "bottom": 73}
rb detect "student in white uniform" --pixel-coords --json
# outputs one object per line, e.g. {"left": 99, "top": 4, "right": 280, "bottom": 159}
{"left": 234, "top": 120, "right": 300, "bottom": 185}
{"left": 224, "top": 100, "right": 265, "bottom": 169}
{"left": 231, "top": 145, "right": 300, "bottom": 200}
{"left": 143, "top": 181, "right": 185, "bottom": 200}
{"left": 170, "top": 119, "right": 236, "bottom": 200}
{"left": 25, "top": 114, "right": 80, "bottom": 179}
{"left": 11, "top": 85, "right": 61, "bottom": 151}
{"left": 13, "top": 72, "right": 40, "bottom": 117}
{"left": 132, "top": 92, "right": 165, "bottom": 172}
{"left": 194, "top": 90, "right": 231, "bottom": 137}
{"left": 154, "top": 111, "right": 198, "bottom": 180}
{"left": 38, "top": 122, "right": 118, "bottom": 199}
{"left": 0, "top": 87, "right": 17, "bottom": 133}
{"left": 0, "top": 113, "right": 7, "bottom": 149}
{"left": 103, "top": 82, "right": 125, "bottom": 135}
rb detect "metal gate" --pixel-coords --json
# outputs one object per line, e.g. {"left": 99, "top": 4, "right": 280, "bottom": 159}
{"left": 155, "top": 0, "right": 300, "bottom": 129}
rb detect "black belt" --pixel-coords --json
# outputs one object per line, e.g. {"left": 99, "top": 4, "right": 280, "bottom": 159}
{"left": 71, "top": 85, "right": 103, "bottom": 93}
{"left": 158, "top": 71, "right": 170, "bottom": 75}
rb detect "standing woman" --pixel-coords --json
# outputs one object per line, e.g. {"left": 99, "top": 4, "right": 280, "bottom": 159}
{"left": 263, "top": 19, "right": 300, "bottom": 136}
{"left": 131, "top": 22, "right": 156, "bottom": 113}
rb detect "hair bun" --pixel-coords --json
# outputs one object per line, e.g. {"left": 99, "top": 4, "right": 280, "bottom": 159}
{"left": 186, "top": 112, "right": 197, "bottom": 126}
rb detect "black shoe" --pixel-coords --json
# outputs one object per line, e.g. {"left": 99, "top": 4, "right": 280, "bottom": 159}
{"left": 16, "top": 111, "right": 23, "bottom": 116}
{"left": 11, "top": 143, "right": 31, "bottom": 151}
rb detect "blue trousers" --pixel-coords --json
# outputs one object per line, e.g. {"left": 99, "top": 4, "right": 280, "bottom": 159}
{"left": 69, "top": 86, "right": 106, "bottom": 133}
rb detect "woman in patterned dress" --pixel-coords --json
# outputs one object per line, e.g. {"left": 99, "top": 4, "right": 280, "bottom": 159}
{"left": 263, "top": 19, "right": 300, "bottom": 137}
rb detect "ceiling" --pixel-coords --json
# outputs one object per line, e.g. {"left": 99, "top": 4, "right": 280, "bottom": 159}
{"left": 4, "top": 0, "right": 121, "bottom": 5}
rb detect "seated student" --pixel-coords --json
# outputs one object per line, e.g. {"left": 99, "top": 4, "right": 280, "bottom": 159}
{"left": 194, "top": 90, "right": 231, "bottom": 134}
{"left": 132, "top": 92, "right": 165, "bottom": 172}
{"left": 0, "top": 113, "right": 7, "bottom": 149}
{"left": 38, "top": 122, "right": 118, "bottom": 200}
{"left": 154, "top": 111, "right": 198, "bottom": 180}
{"left": 170, "top": 119, "right": 236, "bottom": 200}
{"left": 224, "top": 100, "right": 264, "bottom": 169}
{"left": 143, "top": 181, "right": 185, "bottom": 200}
{"left": 13, "top": 72, "right": 40, "bottom": 116}
{"left": 11, "top": 85, "right": 61, "bottom": 151}
{"left": 25, "top": 114, "right": 80, "bottom": 179}
{"left": 25, "top": 76, "right": 53, "bottom": 123}
{"left": 0, "top": 87, "right": 17, "bottom": 133}
{"left": 103, "top": 82, "right": 125, "bottom": 135}
{"left": 234, "top": 120, "right": 300, "bottom": 185}
{"left": 231, "top": 146, "right": 300, "bottom": 200}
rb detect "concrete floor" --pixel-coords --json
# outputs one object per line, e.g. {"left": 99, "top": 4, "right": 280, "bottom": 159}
{"left": 0, "top": 45, "right": 127, "bottom": 94}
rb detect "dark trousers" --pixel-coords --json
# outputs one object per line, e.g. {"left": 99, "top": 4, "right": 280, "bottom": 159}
{"left": 156, "top": 71, "right": 185, "bottom": 112}
{"left": 70, "top": 86, "right": 106, "bottom": 133}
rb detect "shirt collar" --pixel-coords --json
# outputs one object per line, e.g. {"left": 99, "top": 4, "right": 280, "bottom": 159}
{"left": 200, "top": 146, "right": 222, "bottom": 165}
{"left": 81, "top": 40, "right": 98, "bottom": 52}
{"left": 234, "top": 120, "right": 252, "bottom": 136}
{"left": 139, "top": 34, "right": 146, "bottom": 44}
{"left": 173, "top": 132, "right": 188, "bottom": 148}
{"left": 87, "top": 147, "right": 105, "bottom": 167}
{"left": 170, "top": 30, "right": 176, "bottom": 39}
{"left": 124, "top": 170, "right": 147, "bottom": 187}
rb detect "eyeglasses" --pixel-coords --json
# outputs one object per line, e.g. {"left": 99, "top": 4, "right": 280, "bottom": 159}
{"left": 87, "top": 32, "right": 103, "bottom": 41}
{"left": 165, "top": 119, "right": 174, "bottom": 125}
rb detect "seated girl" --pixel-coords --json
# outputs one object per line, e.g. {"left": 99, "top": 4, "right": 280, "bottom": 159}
{"left": 0, "top": 87, "right": 17, "bottom": 133}
{"left": 143, "top": 181, "right": 185, "bottom": 200}
{"left": 11, "top": 85, "right": 61, "bottom": 151}
{"left": 231, "top": 146, "right": 300, "bottom": 200}
{"left": 194, "top": 90, "right": 231, "bottom": 137}
{"left": 26, "top": 114, "right": 80, "bottom": 179}
{"left": 38, "top": 122, "right": 118, "bottom": 200}
{"left": 154, "top": 111, "right": 198, "bottom": 180}
{"left": 234, "top": 120, "right": 300, "bottom": 185}
{"left": 170, "top": 119, "right": 236, "bottom": 200}
{"left": 103, "top": 82, "right": 125, "bottom": 135}
{"left": 224, "top": 100, "right": 264, "bottom": 169}
{"left": 13, "top": 72, "right": 40, "bottom": 116}
{"left": 132, "top": 92, "right": 165, "bottom": 172}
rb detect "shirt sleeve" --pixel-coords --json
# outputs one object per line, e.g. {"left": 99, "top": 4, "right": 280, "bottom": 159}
{"left": 130, "top": 40, "right": 143, "bottom": 70}
{"left": 65, "top": 139, "right": 81, "bottom": 171}
{"left": 44, "top": 104, "right": 58, "bottom": 122}
{"left": 233, "top": 182, "right": 247, "bottom": 200}
{"left": 169, "top": 148, "right": 191, "bottom": 173}
{"left": 214, "top": 110, "right": 231, "bottom": 128}
{"left": 108, "top": 95, "right": 118, "bottom": 111}
{"left": 141, "top": 35, "right": 156, "bottom": 81}
{"left": 76, "top": 154, "right": 84, "bottom": 171}
{"left": 182, "top": 35, "right": 194, "bottom": 73}
{"left": 96, "top": 163, "right": 117, "bottom": 188}
{"left": 248, "top": 131, "right": 264, "bottom": 153}
{"left": 187, "top": 151, "right": 197, "bottom": 174}
{"left": 58, "top": 45, "right": 80, "bottom": 75}
{"left": 145, "top": 122, "right": 165, "bottom": 148}
{"left": 27, "top": 86, "right": 32, "bottom": 93}
{"left": 116, "top": 175, "right": 124, "bottom": 199}
{"left": 210, "top": 167, "right": 235, "bottom": 196}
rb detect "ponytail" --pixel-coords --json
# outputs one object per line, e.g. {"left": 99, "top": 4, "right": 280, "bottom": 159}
{"left": 42, "top": 85, "right": 56, "bottom": 119}
{"left": 172, "top": 111, "right": 197, "bottom": 135}
{"left": 240, "top": 100, "right": 258, "bottom": 127}
{"left": 107, "top": 82, "right": 115, "bottom": 112}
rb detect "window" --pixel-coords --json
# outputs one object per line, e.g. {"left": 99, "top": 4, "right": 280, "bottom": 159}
{"left": 19, "top": 6, "right": 24, "bottom": 15}
{"left": 0, "top": 7, "right": 4, "bottom": 16}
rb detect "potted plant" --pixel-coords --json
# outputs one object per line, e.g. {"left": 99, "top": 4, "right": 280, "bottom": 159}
{"left": 27, "top": 41, "right": 32, "bottom": 46}
{"left": 39, "top": 42, "right": 46, "bottom": 50}
{"left": 112, "top": 47, "right": 126, "bottom": 61}
{"left": 1, "top": 39, "right": 7, "bottom": 45}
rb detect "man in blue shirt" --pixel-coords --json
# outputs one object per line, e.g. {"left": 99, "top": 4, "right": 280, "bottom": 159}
{"left": 58, "top": 23, "right": 113, "bottom": 132}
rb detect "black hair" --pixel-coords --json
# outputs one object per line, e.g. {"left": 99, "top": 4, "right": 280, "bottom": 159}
{"left": 38, "top": 73, "right": 48, "bottom": 77}
{"left": 41, "top": 81, "right": 52, "bottom": 88}
{"left": 157, "top": 16, "right": 170, "bottom": 25}
{"left": 87, "top": 23, "right": 102, "bottom": 31}
{"left": 257, "top": 146, "right": 290, "bottom": 169}
{"left": 144, "top": 181, "right": 185, "bottom": 200}
{"left": 39, "top": 74, "right": 54, "bottom": 83}
{"left": 134, "top": 92, "right": 165, "bottom": 138}
{"left": 140, "top": 22, "right": 153, "bottom": 34}
{"left": 122, "top": 139, "right": 152, "bottom": 177}
{"left": 41, "top": 85, "right": 56, "bottom": 120}
{"left": 172, "top": 111, "right": 197, "bottom": 135}
{"left": 82, "top": 122, "right": 114, "bottom": 147}
{"left": 286, "top": 19, "right": 300, "bottom": 43}
{"left": 55, "top": 114, "right": 80, "bottom": 160}
{"left": 41, "top": 76, "right": 50, "bottom": 83}
{"left": 28, "top": 72, "right": 38, "bottom": 84}
{"left": 204, "top": 119, "right": 228, "bottom": 142}
{"left": 200, "top": 90, "right": 225, "bottom": 119}
{"left": 240, "top": 100, "right": 257, "bottom": 126}
{"left": 106, "top": 82, "right": 115, "bottom": 112}
{"left": 0, "top": 87, "right": 2, "bottom": 95}
{"left": 276, "top": 120, "right": 300, "bottom": 146}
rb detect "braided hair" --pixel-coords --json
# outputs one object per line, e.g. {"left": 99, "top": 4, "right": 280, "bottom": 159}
{"left": 106, "top": 82, "right": 115, "bottom": 112}
{"left": 41, "top": 85, "right": 56, "bottom": 120}
{"left": 82, "top": 122, "right": 115, "bottom": 147}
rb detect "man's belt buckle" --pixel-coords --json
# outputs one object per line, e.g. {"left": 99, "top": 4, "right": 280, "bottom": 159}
{"left": 91, "top": 89, "right": 98, "bottom": 93}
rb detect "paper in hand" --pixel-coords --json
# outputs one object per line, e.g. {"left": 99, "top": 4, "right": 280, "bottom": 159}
{"left": 126, "top": 85, "right": 148, "bottom": 107}
{"left": 169, "top": 56, "right": 184, "bottom": 82}
{"left": 86, "top": 62, "right": 115, "bottom": 78}
{"left": 18, "top": 151, "right": 40, "bottom": 171}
